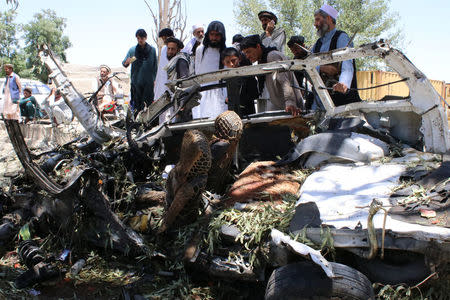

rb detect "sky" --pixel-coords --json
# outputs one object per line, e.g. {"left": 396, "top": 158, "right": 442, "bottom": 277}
{"left": 3, "top": 0, "right": 450, "bottom": 82}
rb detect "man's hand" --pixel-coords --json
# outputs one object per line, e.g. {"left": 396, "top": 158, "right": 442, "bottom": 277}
{"left": 123, "top": 56, "right": 135, "bottom": 67}
{"left": 332, "top": 82, "right": 348, "bottom": 94}
{"left": 285, "top": 105, "right": 302, "bottom": 116}
{"left": 266, "top": 20, "right": 275, "bottom": 36}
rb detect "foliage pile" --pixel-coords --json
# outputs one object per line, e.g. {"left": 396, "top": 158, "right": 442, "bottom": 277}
{"left": 207, "top": 193, "right": 297, "bottom": 266}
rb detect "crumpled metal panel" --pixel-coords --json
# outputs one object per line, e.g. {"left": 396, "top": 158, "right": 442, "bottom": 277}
{"left": 38, "top": 46, "right": 115, "bottom": 144}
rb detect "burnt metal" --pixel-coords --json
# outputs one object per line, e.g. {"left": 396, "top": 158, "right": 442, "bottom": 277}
{"left": 276, "top": 132, "right": 369, "bottom": 166}
{"left": 15, "top": 240, "right": 60, "bottom": 289}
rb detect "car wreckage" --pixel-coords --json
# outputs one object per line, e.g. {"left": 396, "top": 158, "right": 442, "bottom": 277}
{"left": 1, "top": 41, "right": 449, "bottom": 298}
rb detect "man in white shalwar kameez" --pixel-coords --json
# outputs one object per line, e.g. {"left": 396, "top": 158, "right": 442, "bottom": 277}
{"left": 154, "top": 28, "right": 174, "bottom": 102}
{"left": 193, "top": 21, "right": 228, "bottom": 120}
{"left": 182, "top": 24, "right": 204, "bottom": 74}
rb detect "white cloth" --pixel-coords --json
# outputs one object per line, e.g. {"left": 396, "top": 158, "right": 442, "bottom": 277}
{"left": 2, "top": 77, "right": 20, "bottom": 120}
{"left": 91, "top": 77, "right": 118, "bottom": 99}
{"left": 193, "top": 45, "right": 227, "bottom": 119}
{"left": 182, "top": 37, "right": 197, "bottom": 55}
{"left": 42, "top": 94, "right": 73, "bottom": 125}
{"left": 154, "top": 46, "right": 169, "bottom": 100}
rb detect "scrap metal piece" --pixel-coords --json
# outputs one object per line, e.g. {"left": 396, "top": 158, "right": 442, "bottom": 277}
{"left": 4, "top": 119, "right": 75, "bottom": 194}
{"left": 208, "top": 256, "right": 259, "bottom": 281}
{"left": 38, "top": 45, "right": 117, "bottom": 144}
{"left": 270, "top": 229, "right": 334, "bottom": 278}
{"left": 276, "top": 132, "right": 375, "bottom": 167}
{"left": 167, "top": 41, "right": 449, "bottom": 154}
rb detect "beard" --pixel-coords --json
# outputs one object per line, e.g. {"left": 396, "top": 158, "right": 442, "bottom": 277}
{"left": 262, "top": 23, "right": 267, "bottom": 30}
{"left": 167, "top": 53, "right": 175, "bottom": 60}
{"left": 316, "top": 22, "right": 329, "bottom": 37}
{"left": 196, "top": 36, "right": 203, "bottom": 43}
{"left": 209, "top": 40, "right": 221, "bottom": 48}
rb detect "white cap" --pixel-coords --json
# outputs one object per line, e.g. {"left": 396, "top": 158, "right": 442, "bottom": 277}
{"left": 192, "top": 24, "right": 204, "bottom": 32}
{"left": 320, "top": 4, "right": 338, "bottom": 20}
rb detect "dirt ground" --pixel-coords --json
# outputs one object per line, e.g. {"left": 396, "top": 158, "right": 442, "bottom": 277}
{"left": 59, "top": 63, "right": 130, "bottom": 98}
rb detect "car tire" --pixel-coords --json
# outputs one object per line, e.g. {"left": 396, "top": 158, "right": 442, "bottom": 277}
{"left": 353, "top": 252, "right": 431, "bottom": 285}
{"left": 265, "top": 261, "right": 374, "bottom": 300}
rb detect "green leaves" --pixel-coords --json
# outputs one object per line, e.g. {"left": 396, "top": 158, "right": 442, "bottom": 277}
{"left": 18, "top": 223, "right": 31, "bottom": 241}
{"left": 22, "top": 9, "right": 71, "bottom": 82}
{"left": 0, "top": 8, "right": 71, "bottom": 82}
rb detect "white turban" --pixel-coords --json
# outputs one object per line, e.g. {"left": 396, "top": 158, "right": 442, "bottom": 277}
{"left": 192, "top": 24, "right": 204, "bottom": 32}
{"left": 320, "top": 4, "right": 338, "bottom": 20}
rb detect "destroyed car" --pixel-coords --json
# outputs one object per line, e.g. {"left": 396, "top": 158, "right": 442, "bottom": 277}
{"left": 1, "top": 41, "right": 449, "bottom": 299}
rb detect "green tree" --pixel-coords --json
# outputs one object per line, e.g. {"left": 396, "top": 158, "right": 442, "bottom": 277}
{"left": 234, "top": 0, "right": 267, "bottom": 36}
{"left": 0, "top": 9, "right": 32, "bottom": 78}
{"left": 234, "top": 0, "right": 403, "bottom": 69}
{"left": 0, "top": 10, "right": 19, "bottom": 58}
{"left": 22, "top": 9, "right": 71, "bottom": 82}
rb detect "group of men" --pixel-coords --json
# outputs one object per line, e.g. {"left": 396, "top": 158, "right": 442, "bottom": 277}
{"left": 2, "top": 4, "right": 359, "bottom": 125}
{"left": 121, "top": 3, "right": 360, "bottom": 123}
{"left": 2, "top": 64, "right": 71, "bottom": 124}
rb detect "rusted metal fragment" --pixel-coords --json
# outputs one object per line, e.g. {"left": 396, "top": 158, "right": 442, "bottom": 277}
{"left": 227, "top": 161, "right": 300, "bottom": 206}
{"left": 208, "top": 111, "right": 243, "bottom": 193}
{"left": 135, "top": 190, "right": 166, "bottom": 207}
{"left": 159, "top": 130, "right": 211, "bottom": 233}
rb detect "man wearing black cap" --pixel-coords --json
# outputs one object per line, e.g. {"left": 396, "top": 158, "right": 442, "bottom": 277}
{"left": 193, "top": 21, "right": 228, "bottom": 119}
{"left": 240, "top": 35, "right": 303, "bottom": 116}
{"left": 258, "top": 10, "right": 286, "bottom": 53}
{"left": 155, "top": 28, "right": 175, "bottom": 101}
{"left": 287, "top": 35, "right": 314, "bottom": 110}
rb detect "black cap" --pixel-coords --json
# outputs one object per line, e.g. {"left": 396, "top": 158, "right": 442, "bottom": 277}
{"left": 258, "top": 11, "right": 278, "bottom": 24}
{"left": 287, "top": 35, "right": 305, "bottom": 47}
{"left": 159, "top": 28, "right": 174, "bottom": 37}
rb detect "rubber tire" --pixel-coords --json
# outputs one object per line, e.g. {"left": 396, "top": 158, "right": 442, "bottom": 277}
{"left": 265, "top": 261, "right": 374, "bottom": 300}
{"left": 353, "top": 252, "right": 431, "bottom": 285}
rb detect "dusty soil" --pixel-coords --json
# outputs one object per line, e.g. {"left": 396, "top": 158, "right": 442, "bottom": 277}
{"left": 59, "top": 63, "right": 130, "bottom": 98}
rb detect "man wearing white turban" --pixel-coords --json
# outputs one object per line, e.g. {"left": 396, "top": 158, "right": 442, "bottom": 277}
{"left": 312, "top": 4, "right": 361, "bottom": 107}
{"left": 182, "top": 24, "right": 205, "bottom": 74}
{"left": 183, "top": 24, "right": 204, "bottom": 55}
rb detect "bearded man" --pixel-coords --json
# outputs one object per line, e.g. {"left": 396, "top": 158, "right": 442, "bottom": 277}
{"left": 258, "top": 11, "right": 286, "bottom": 53}
{"left": 159, "top": 37, "right": 191, "bottom": 123}
{"left": 182, "top": 24, "right": 204, "bottom": 57}
{"left": 193, "top": 21, "right": 228, "bottom": 119}
{"left": 312, "top": 4, "right": 360, "bottom": 107}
